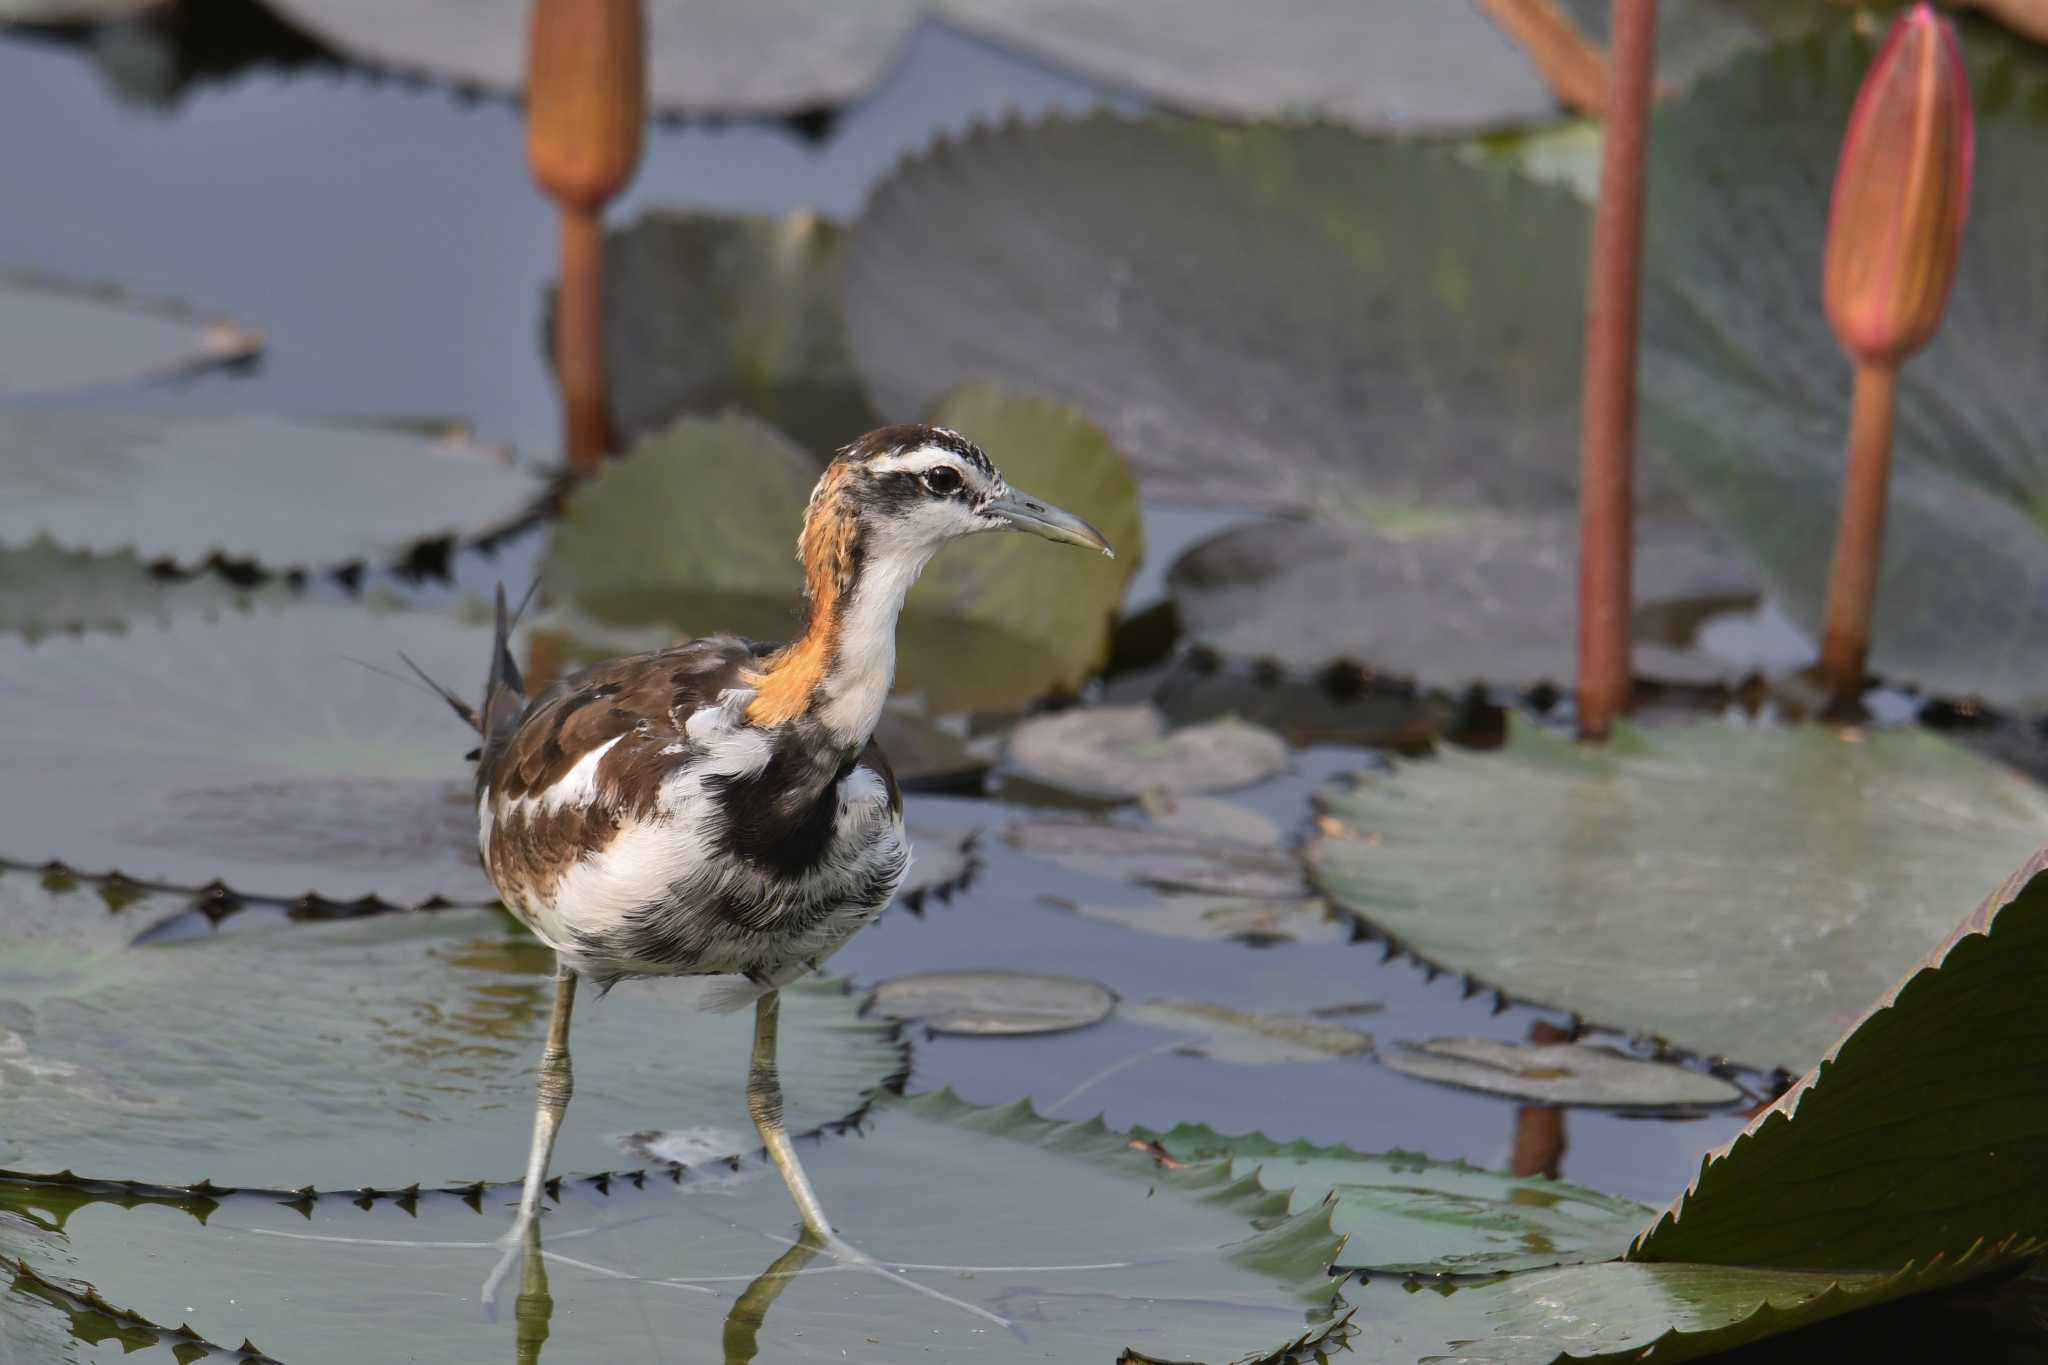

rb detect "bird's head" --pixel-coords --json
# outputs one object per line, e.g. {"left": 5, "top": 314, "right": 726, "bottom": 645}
{"left": 803, "top": 424, "right": 1115, "bottom": 569}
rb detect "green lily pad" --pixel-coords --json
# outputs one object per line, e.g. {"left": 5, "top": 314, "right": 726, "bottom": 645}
{"left": 1556, "top": 0, "right": 1841, "bottom": 91}
{"left": 1007, "top": 816, "right": 1306, "bottom": 898}
{"left": 580, "top": 208, "right": 876, "bottom": 458}
{"left": 1377, "top": 1037, "right": 1745, "bottom": 1109}
{"left": 1146, "top": 1124, "right": 1653, "bottom": 1276}
{"left": 0, "top": 867, "right": 904, "bottom": 1189}
{"left": 1005, "top": 704, "right": 1290, "bottom": 800}
{"left": 1167, "top": 514, "right": 1760, "bottom": 686}
{"left": 263, "top": 0, "right": 922, "bottom": 117}
{"left": 1639, "top": 25, "right": 2048, "bottom": 708}
{"left": 1308, "top": 720, "right": 2048, "bottom": 1072}
{"left": 1634, "top": 849, "right": 2048, "bottom": 1277}
{"left": 0, "top": 410, "right": 544, "bottom": 574}
{"left": 0, "top": 602, "right": 503, "bottom": 903}
{"left": 4, "top": 1091, "right": 1346, "bottom": 1365}
{"left": 0, "top": 273, "right": 261, "bottom": 399}
{"left": 541, "top": 393, "right": 1141, "bottom": 714}
{"left": 1123, "top": 999, "right": 1375, "bottom": 1064}
{"left": 865, "top": 969, "right": 1116, "bottom": 1035}
{"left": 0, "top": 540, "right": 291, "bottom": 641}
{"left": 1053, "top": 893, "right": 1349, "bottom": 946}
{"left": 1137, "top": 792, "right": 1284, "bottom": 844}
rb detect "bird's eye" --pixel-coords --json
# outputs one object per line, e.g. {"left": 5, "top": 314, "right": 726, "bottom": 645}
{"left": 922, "top": 466, "right": 964, "bottom": 496}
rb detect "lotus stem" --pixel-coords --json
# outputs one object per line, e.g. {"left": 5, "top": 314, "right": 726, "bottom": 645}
{"left": 1574, "top": 0, "right": 1657, "bottom": 742}
{"left": 1818, "top": 362, "right": 1898, "bottom": 710}
{"left": 556, "top": 206, "right": 610, "bottom": 471}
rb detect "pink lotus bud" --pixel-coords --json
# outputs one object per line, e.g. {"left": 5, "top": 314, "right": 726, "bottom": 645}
{"left": 1824, "top": 4, "right": 1974, "bottom": 367}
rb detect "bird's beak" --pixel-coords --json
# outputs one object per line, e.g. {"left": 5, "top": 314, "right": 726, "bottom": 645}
{"left": 983, "top": 490, "right": 1116, "bottom": 558}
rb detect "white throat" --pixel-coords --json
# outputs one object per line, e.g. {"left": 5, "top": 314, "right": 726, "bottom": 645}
{"left": 813, "top": 542, "right": 939, "bottom": 743}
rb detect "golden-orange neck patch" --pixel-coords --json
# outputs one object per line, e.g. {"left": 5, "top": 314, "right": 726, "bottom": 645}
{"left": 745, "top": 465, "right": 862, "bottom": 727}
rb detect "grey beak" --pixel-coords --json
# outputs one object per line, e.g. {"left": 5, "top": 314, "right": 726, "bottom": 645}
{"left": 984, "top": 490, "right": 1116, "bottom": 558}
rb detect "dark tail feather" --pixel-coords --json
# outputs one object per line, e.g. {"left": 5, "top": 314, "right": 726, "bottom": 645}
{"left": 480, "top": 582, "right": 533, "bottom": 749}
{"left": 398, "top": 652, "right": 482, "bottom": 732}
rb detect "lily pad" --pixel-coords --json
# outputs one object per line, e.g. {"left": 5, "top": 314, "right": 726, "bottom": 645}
{"left": 0, "top": 867, "right": 904, "bottom": 1189}
{"left": 1633, "top": 847, "right": 2048, "bottom": 1277}
{"left": 937, "top": 0, "right": 1561, "bottom": 132}
{"left": 844, "top": 114, "right": 1627, "bottom": 519}
{"left": 5, "top": 1091, "right": 1347, "bottom": 1364}
{"left": 1054, "top": 893, "right": 1348, "bottom": 946}
{"left": 1639, "top": 26, "right": 2048, "bottom": 708}
{"left": 541, "top": 393, "right": 1141, "bottom": 713}
{"left": 0, "top": 540, "right": 291, "bottom": 641}
{"left": 1167, "top": 514, "right": 1762, "bottom": 686}
{"left": 264, "top": 0, "right": 923, "bottom": 117}
{"left": 582, "top": 208, "right": 875, "bottom": 458}
{"left": 865, "top": 968, "right": 1115, "bottom": 1034}
{"left": 1122, "top": 999, "right": 1375, "bottom": 1064}
{"left": 1308, "top": 720, "right": 2048, "bottom": 1072}
{"left": 1147, "top": 1124, "right": 1653, "bottom": 1276}
{"left": 1005, "top": 703, "right": 1289, "bottom": 800}
{"left": 1138, "top": 791, "right": 1284, "bottom": 844}
{"left": 0, "top": 602, "right": 503, "bottom": 903}
{"left": 1006, "top": 817, "right": 1306, "bottom": 899}
{"left": 0, "top": 410, "right": 544, "bottom": 573}
{"left": 0, "top": 273, "right": 262, "bottom": 399}
{"left": 1377, "top": 1037, "right": 1745, "bottom": 1109}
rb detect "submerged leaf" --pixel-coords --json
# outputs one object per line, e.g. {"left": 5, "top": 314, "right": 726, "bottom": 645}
{"left": 0, "top": 540, "right": 291, "bottom": 641}
{"left": 865, "top": 969, "right": 1116, "bottom": 1035}
{"left": 1123, "top": 998, "right": 1374, "bottom": 1063}
{"left": 0, "top": 273, "right": 261, "bottom": 399}
{"left": 1005, "top": 703, "right": 1288, "bottom": 800}
{"left": 1377, "top": 1037, "right": 1745, "bottom": 1109}
{"left": 0, "top": 410, "right": 542, "bottom": 574}
{"left": 9, "top": 1090, "right": 1346, "bottom": 1364}
{"left": 1055, "top": 892, "right": 1348, "bottom": 946}
{"left": 0, "top": 873, "right": 902, "bottom": 1189}
{"left": 1006, "top": 817, "right": 1305, "bottom": 899}
{"left": 1309, "top": 720, "right": 2048, "bottom": 1072}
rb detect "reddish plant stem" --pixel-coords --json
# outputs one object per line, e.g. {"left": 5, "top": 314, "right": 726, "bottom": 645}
{"left": 556, "top": 204, "right": 611, "bottom": 473}
{"left": 1818, "top": 361, "right": 1899, "bottom": 712}
{"left": 1575, "top": 0, "right": 1658, "bottom": 742}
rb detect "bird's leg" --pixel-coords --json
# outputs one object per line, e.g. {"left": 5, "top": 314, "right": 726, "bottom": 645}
{"left": 517, "top": 958, "right": 579, "bottom": 1231}
{"left": 747, "top": 989, "right": 834, "bottom": 1242}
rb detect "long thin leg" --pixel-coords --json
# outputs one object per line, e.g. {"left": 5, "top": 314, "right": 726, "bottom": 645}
{"left": 518, "top": 958, "right": 579, "bottom": 1228}
{"left": 747, "top": 990, "right": 834, "bottom": 1241}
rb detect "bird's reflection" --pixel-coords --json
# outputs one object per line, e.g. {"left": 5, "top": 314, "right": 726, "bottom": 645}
{"left": 505, "top": 1220, "right": 826, "bottom": 1365}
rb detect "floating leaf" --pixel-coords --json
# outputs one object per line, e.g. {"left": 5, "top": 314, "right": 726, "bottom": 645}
{"left": 1147, "top": 1124, "right": 1653, "bottom": 1276}
{"left": 0, "top": 603, "right": 502, "bottom": 903}
{"left": 0, "top": 870, "right": 903, "bottom": 1189}
{"left": 0, "top": 0, "right": 165, "bottom": 19}
{"left": 541, "top": 394, "right": 1140, "bottom": 713}
{"left": 1123, "top": 998, "right": 1374, "bottom": 1063}
{"left": 0, "top": 540, "right": 290, "bottom": 641}
{"left": 581, "top": 209, "right": 875, "bottom": 457}
{"left": 1377, "top": 1037, "right": 1745, "bottom": 1109}
{"left": 1556, "top": 0, "right": 1841, "bottom": 90}
{"left": 1309, "top": 720, "right": 2048, "bottom": 1071}
{"left": 1005, "top": 703, "right": 1289, "bottom": 800}
{"left": 6, "top": 1091, "right": 1346, "bottom": 1364}
{"left": 1633, "top": 848, "right": 2048, "bottom": 1277}
{"left": 865, "top": 969, "right": 1115, "bottom": 1035}
{"left": 0, "top": 410, "right": 543, "bottom": 573}
{"left": 1137, "top": 791, "right": 1283, "bottom": 844}
{"left": 263, "top": 0, "right": 922, "bottom": 116}
{"left": 1055, "top": 893, "right": 1348, "bottom": 946}
{"left": 1168, "top": 514, "right": 1760, "bottom": 686}
{"left": 1640, "top": 26, "right": 2048, "bottom": 707}
{"left": 1006, "top": 817, "right": 1305, "bottom": 899}
{"left": 0, "top": 273, "right": 261, "bottom": 399}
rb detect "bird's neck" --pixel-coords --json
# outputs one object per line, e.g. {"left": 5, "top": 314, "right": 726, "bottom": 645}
{"left": 745, "top": 508, "right": 935, "bottom": 744}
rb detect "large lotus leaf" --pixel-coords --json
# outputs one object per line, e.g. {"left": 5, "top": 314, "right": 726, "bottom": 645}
{"left": 935, "top": 0, "right": 1559, "bottom": 132}
{"left": 0, "top": 602, "right": 502, "bottom": 903}
{"left": 844, "top": 113, "right": 1651, "bottom": 519}
{"left": 583, "top": 209, "right": 876, "bottom": 458}
{"left": 1556, "top": 0, "right": 1840, "bottom": 90}
{"left": 0, "top": 865, "right": 903, "bottom": 1189}
{"left": 1144, "top": 1123, "right": 1652, "bottom": 1276}
{"left": 541, "top": 395, "right": 1140, "bottom": 713}
{"left": 1307, "top": 720, "right": 2048, "bottom": 1072}
{"left": 1639, "top": 26, "right": 2048, "bottom": 708}
{"left": 0, "top": 410, "right": 545, "bottom": 573}
{"left": 263, "top": 0, "right": 922, "bottom": 117}
{"left": 1168, "top": 514, "right": 1761, "bottom": 687}
{"left": 0, "top": 540, "right": 291, "bottom": 640}
{"left": 0, "top": 273, "right": 261, "bottom": 398}
{"left": 3, "top": 1091, "right": 1346, "bottom": 1364}
{"left": 1632, "top": 849, "right": 2048, "bottom": 1278}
